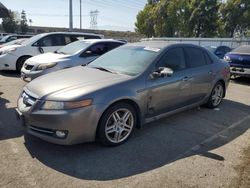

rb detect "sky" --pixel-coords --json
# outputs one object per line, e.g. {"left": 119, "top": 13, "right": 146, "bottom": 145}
{"left": 1, "top": 0, "right": 147, "bottom": 31}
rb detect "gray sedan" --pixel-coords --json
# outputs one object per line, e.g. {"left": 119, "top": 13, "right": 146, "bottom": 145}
{"left": 16, "top": 42, "right": 230, "bottom": 146}
{"left": 21, "top": 39, "right": 125, "bottom": 80}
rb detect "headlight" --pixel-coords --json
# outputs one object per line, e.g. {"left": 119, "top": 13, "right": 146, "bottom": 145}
{"left": 36, "top": 62, "right": 57, "bottom": 70}
{"left": 41, "top": 99, "right": 93, "bottom": 110}
{"left": 224, "top": 55, "right": 231, "bottom": 62}
{"left": 0, "top": 47, "right": 17, "bottom": 55}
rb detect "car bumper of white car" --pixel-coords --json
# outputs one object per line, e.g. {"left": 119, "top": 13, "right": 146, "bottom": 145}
{"left": 0, "top": 53, "right": 18, "bottom": 70}
{"left": 21, "top": 67, "right": 55, "bottom": 80}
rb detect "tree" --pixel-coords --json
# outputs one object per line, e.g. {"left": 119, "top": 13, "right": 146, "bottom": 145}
{"left": 20, "top": 10, "right": 28, "bottom": 33}
{"left": 189, "top": 0, "right": 219, "bottom": 37}
{"left": 2, "top": 10, "right": 18, "bottom": 33}
{"left": 219, "top": 0, "right": 250, "bottom": 37}
{"left": 135, "top": 4, "right": 155, "bottom": 37}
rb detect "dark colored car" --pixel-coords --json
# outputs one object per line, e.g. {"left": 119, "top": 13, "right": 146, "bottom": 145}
{"left": 205, "top": 46, "right": 231, "bottom": 59}
{"left": 224, "top": 45, "right": 250, "bottom": 77}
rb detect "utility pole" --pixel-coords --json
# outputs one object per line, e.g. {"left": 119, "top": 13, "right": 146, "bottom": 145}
{"left": 80, "top": 0, "right": 82, "bottom": 30}
{"left": 69, "top": 0, "right": 73, "bottom": 31}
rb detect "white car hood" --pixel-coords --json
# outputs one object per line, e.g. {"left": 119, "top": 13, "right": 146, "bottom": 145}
{"left": 26, "top": 52, "right": 72, "bottom": 65}
{"left": 0, "top": 44, "right": 21, "bottom": 52}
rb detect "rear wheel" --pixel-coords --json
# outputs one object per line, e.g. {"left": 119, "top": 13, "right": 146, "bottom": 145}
{"left": 97, "top": 103, "right": 136, "bottom": 146}
{"left": 205, "top": 82, "right": 225, "bottom": 108}
{"left": 16, "top": 56, "right": 30, "bottom": 73}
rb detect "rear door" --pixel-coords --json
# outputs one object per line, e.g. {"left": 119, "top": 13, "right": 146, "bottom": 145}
{"left": 184, "top": 47, "right": 214, "bottom": 103}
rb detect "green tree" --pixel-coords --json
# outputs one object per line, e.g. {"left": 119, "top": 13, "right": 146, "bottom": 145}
{"left": 135, "top": 4, "right": 156, "bottom": 37}
{"left": 220, "top": 0, "right": 250, "bottom": 37}
{"left": 2, "top": 10, "right": 18, "bottom": 33}
{"left": 20, "top": 10, "right": 28, "bottom": 33}
{"left": 189, "top": 0, "right": 219, "bottom": 37}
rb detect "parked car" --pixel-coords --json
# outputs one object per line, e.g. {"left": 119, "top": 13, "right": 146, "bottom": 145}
{"left": 21, "top": 39, "right": 125, "bottom": 80}
{"left": 224, "top": 45, "right": 250, "bottom": 77}
{"left": 0, "top": 32, "right": 104, "bottom": 72}
{"left": 0, "top": 38, "right": 28, "bottom": 48}
{"left": 0, "top": 34, "right": 33, "bottom": 44}
{"left": 204, "top": 45, "right": 231, "bottom": 59}
{"left": 16, "top": 42, "right": 230, "bottom": 146}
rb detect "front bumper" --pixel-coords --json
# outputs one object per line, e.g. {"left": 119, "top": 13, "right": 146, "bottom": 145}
{"left": 21, "top": 67, "right": 48, "bottom": 80}
{"left": 17, "top": 95, "right": 103, "bottom": 145}
{"left": 230, "top": 66, "right": 250, "bottom": 77}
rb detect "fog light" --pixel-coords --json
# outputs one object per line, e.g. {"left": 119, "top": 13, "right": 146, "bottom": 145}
{"left": 55, "top": 130, "right": 66, "bottom": 138}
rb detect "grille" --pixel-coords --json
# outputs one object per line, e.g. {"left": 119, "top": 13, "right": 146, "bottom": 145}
{"left": 21, "top": 92, "right": 36, "bottom": 106}
{"left": 29, "top": 125, "right": 54, "bottom": 136}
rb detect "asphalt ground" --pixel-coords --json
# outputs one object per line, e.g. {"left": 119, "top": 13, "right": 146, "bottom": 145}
{"left": 0, "top": 71, "right": 249, "bottom": 188}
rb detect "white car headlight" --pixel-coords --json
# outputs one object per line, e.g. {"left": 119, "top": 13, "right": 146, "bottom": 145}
{"left": 36, "top": 62, "right": 57, "bottom": 70}
{"left": 41, "top": 99, "right": 93, "bottom": 110}
{"left": 224, "top": 55, "right": 231, "bottom": 62}
{"left": 0, "top": 47, "right": 17, "bottom": 55}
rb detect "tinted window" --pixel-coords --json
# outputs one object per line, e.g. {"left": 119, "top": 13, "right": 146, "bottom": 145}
{"left": 185, "top": 47, "right": 207, "bottom": 68}
{"left": 157, "top": 48, "right": 186, "bottom": 71}
{"left": 84, "top": 35, "right": 101, "bottom": 39}
{"left": 34, "top": 34, "right": 65, "bottom": 46}
{"left": 52, "top": 34, "right": 65, "bottom": 46}
{"left": 83, "top": 43, "right": 107, "bottom": 57}
{"left": 204, "top": 51, "right": 213, "bottom": 64}
{"left": 107, "top": 42, "right": 123, "bottom": 50}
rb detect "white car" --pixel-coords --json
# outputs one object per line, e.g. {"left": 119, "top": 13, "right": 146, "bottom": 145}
{"left": 0, "top": 32, "right": 103, "bottom": 72}
{"left": 21, "top": 39, "right": 125, "bottom": 80}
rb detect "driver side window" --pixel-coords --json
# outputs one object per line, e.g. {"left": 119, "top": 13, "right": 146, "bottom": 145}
{"left": 157, "top": 48, "right": 186, "bottom": 71}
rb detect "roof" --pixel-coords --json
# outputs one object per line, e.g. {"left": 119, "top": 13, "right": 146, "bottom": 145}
{"left": 80, "top": 39, "right": 125, "bottom": 44}
{"left": 40, "top": 32, "right": 103, "bottom": 37}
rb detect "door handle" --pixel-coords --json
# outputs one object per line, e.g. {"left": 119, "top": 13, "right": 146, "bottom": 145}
{"left": 208, "top": 70, "right": 213, "bottom": 75}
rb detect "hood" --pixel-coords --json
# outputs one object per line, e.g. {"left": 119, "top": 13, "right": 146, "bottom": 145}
{"left": 0, "top": 44, "right": 21, "bottom": 52}
{"left": 24, "top": 66, "right": 130, "bottom": 101}
{"left": 26, "top": 52, "right": 71, "bottom": 65}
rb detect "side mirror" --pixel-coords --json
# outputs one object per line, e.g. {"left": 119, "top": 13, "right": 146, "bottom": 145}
{"left": 38, "top": 46, "right": 44, "bottom": 54}
{"left": 150, "top": 67, "right": 174, "bottom": 79}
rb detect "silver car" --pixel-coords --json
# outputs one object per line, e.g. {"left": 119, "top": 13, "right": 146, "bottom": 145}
{"left": 16, "top": 42, "right": 230, "bottom": 146}
{"left": 21, "top": 39, "right": 125, "bottom": 80}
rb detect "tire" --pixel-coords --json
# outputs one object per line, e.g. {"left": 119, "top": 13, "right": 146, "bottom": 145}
{"left": 97, "top": 103, "right": 137, "bottom": 146}
{"left": 205, "top": 82, "right": 225, "bottom": 108}
{"left": 16, "top": 56, "right": 30, "bottom": 73}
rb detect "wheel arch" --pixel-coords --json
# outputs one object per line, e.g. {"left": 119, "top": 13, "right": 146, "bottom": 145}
{"left": 16, "top": 55, "right": 32, "bottom": 70}
{"left": 216, "top": 79, "right": 226, "bottom": 97}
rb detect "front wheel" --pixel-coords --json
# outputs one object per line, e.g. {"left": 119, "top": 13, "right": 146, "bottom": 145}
{"left": 16, "top": 56, "right": 30, "bottom": 73}
{"left": 205, "top": 82, "right": 225, "bottom": 108}
{"left": 97, "top": 103, "right": 137, "bottom": 146}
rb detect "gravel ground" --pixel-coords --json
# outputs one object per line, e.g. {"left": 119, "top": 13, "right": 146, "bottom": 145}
{"left": 0, "top": 71, "right": 249, "bottom": 188}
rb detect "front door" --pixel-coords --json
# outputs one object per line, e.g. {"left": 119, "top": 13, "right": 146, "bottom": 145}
{"left": 145, "top": 47, "right": 192, "bottom": 118}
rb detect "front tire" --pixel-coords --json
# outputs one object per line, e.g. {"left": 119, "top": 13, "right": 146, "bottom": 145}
{"left": 97, "top": 103, "right": 137, "bottom": 146}
{"left": 205, "top": 82, "right": 225, "bottom": 108}
{"left": 16, "top": 56, "right": 30, "bottom": 73}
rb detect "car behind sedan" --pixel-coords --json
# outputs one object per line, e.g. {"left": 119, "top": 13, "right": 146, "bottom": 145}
{"left": 16, "top": 42, "right": 230, "bottom": 146}
{"left": 21, "top": 39, "right": 125, "bottom": 80}
{"left": 204, "top": 45, "right": 231, "bottom": 59}
{"left": 224, "top": 45, "right": 250, "bottom": 77}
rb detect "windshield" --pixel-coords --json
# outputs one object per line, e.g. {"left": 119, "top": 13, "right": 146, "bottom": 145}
{"left": 56, "top": 40, "right": 91, "bottom": 55}
{"left": 0, "top": 35, "right": 10, "bottom": 42}
{"left": 232, "top": 46, "right": 250, "bottom": 54}
{"left": 88, "top": 46, "right": 159, "bottom": 76}
{"left": 21, "top": 33, "right": 45, "bottom": 46}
